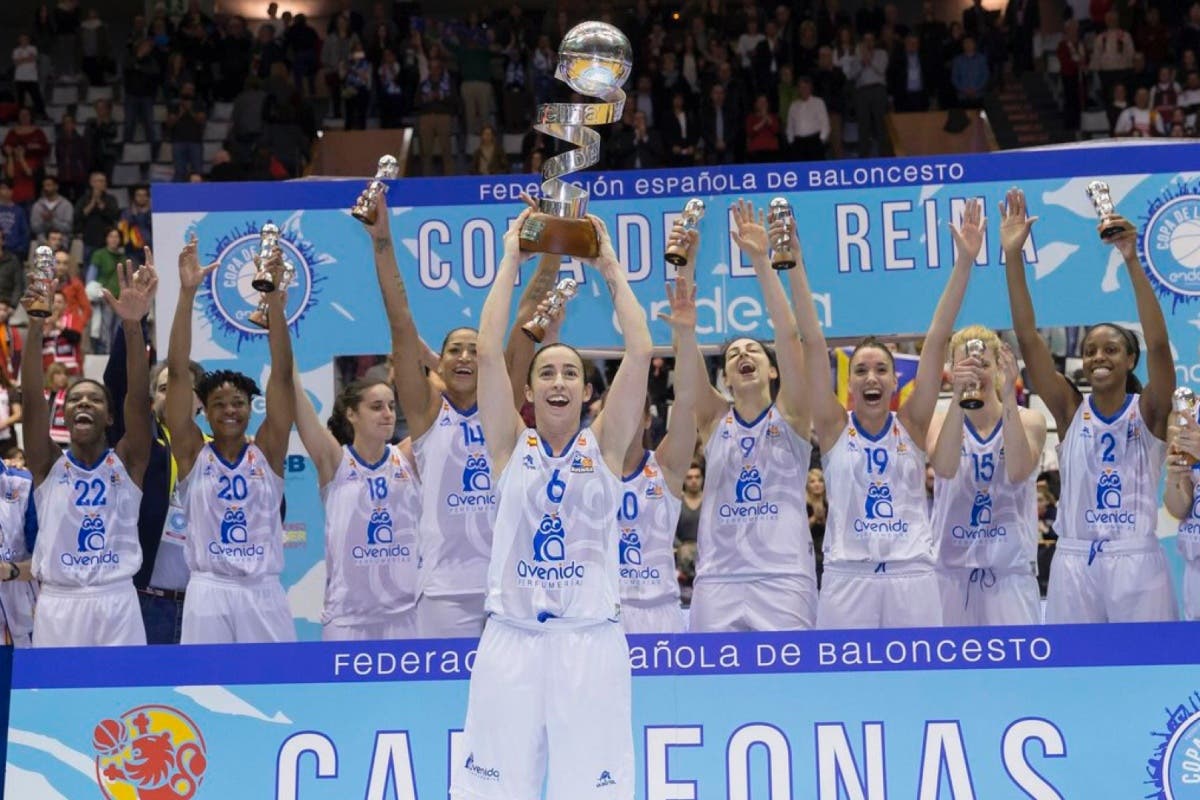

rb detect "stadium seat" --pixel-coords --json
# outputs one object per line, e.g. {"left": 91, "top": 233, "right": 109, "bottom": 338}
{"left": 211, "top": 102, "right": 234, "bottom": 121}
{"left": 1081, "top": 110, "right": 1110, "bottom": 136}
{"left": 112, "top": 163, "right": 143, "bottom": 186}
{"left": 122, "top": 142, "right": 152, "bottom": 163}
{"left": 51, "top": 86, "right": 78, "bottom": 106}
{"left": 109, "top": 186, "right": 129, "bottom": 208}
{"left": 503, "top": 133, "right": 523, "bottom": 155}
{"left": 85, "top": 86, "right": 114, "bottom": 103}
{"left": 204, "top": 120, "right": 231, "bottom": 142}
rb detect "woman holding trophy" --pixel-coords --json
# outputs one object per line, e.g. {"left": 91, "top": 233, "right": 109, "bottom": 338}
{"left": 1002, "top": 186, "right": 1178, "bottom": 623}
{"left": 788, "top": 199, "right": 986, "bottom": 629}
{"left": 927, "top": 326, "right": 1046, "bottom": 626}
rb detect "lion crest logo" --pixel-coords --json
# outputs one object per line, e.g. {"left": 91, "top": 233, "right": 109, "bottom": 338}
{"left": 94, "top": 705, "right": 208, "bottom": 800}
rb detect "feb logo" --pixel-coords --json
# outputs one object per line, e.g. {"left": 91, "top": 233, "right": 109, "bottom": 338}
{"left": 93, "top": 704, "right": 208, "bottom": 800}
{"left": 1147, "top": 691, "right": 1200, "bottom": 800}
{"left": 197, "top": 218, "right": 323, "bottom": 347}
{"left": 1141, "top": 183, "right": 1200, "bottom": 305}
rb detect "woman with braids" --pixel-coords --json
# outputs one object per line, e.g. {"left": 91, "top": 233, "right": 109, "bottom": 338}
{"left": 166, "top": 236, "right": 298, "bottom": 643}
{"left": 1002, "top": 187, "right": 1177, "bottom": 623}
{"left": 23, "top": 252, "right": 157, "bottom": 646}
{"left": 293, "top": 371, "right": 421, "bottom": 640}
{"left": 788, "top": 199, "right": 986, "bottom": 629}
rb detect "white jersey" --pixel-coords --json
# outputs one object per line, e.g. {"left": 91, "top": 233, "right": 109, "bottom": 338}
{"left": 1179, "top": 405, "right": 1200, "bottom": 562}
{"left": 0, "top": 465, "right": 36, "bottom": 642}
{"left": 321, "top": 445, "right": 421, "bottom": 626}
{"left": 485, "top": 427, "right": 621, "bottom": 625}
{"left": 822, "top": 412, "right": 935, "bottom": 565}
{"left": 414, "top": 397, "right": 497, "bottom": 596}
{"left": 32, "top": 450, "right": 143, "bottom": 587}
{"left": 178, "top": 442, "right": 285, "bottom": 578}
{"left": 932, "top": 417, "right": 1037, "bottom": 571}
{"left": 697, "top": 405, "right": 816, "bottom": 581}
{"left": 617, "top": 451, "right": 682, "bottom": 604}
{"left": 1057, "top": 394, "right": 1165, "bottom": 542}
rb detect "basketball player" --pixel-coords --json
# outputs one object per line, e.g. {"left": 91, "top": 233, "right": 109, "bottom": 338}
{"left": 363, "top": 191, "right": 564, "bottom": 638}
{"left": 0, "top": 460, "right": 36, "bottom": 645}
{"left": 1166, "top": 412, "right": 1200, "bottom": 619}
{"left": 166, "top": 236, "right": 298, "bottom": 643}
{"left": 451, "top": 208, "right": 649, "bottom": 800}
{"left": 928, "top": 327, "right": 1046, "bottom": 625}
{"left": 789, "top": 199, "right": 986, "bottom": 629}
{"left": 23, "top": 257, "right": 156, "bottom": 646}
{"left": 293, "top": 371, "right": 421, "bottom": 640}
{"left": 1002, "top": 187, "right": 1177, "bottom": 622}
{"left": 685, "top": 201, "right": 816, "bottom": 632}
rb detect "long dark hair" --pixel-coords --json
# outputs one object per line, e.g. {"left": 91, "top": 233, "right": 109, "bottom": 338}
{"left": 326, "top": 379, "right": 393, "bottom": 446}
{"left": 1084, "top": 323, "right": 1142, "bottom": 394}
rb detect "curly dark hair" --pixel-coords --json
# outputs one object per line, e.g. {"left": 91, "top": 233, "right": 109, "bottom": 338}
{"left": 326, "top": 379, "right": 393, "bottom": 445}
{"left": 196, "top": 370, "right": 261, "bottom": 405}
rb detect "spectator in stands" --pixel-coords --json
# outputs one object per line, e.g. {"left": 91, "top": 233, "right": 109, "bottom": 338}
{"left": 377, "top": 48, "right": 405, "bottom": 129}
{"left": 32, "top": 6, "right": 55, "bottom": 105}
{"left": 1115, "top": 85, "right": 1166, "bottom": 135}
{"left": 1005, "top": 0, "right": 1039, "bottom": 75}
{"left": 1151, "top": 66, "right": 1181, "bottom": 120}
{"left": 806, "top": 467, "right": 827, "bottom": 576}
{"left": 12, "top": 34, "right": 45, "bottom": 120}
{"left": 1058, "top": 19, "right": 1086, "bottom": 137}
{"left": 664, "top": 91, "right": 699, "bottom": 166}
{"left": 165, "top": 83, "right": 207, "bottom": 182}
{"left": 889, "top": 34, "right": 931, "bottom": 111}
{"left": 119, "top": 185, "right": 152, "bottom": 262}
{"left": 84, "top": 99, "right": 120, "bottom": 180}
{"left": 417, "top": 56, "right": 456, "bottom": 176}
{"left": 0, "top": 182, "right": 30, "bottom": 259}
{"left": 845, "top": 32, "right": 888, "bottom": 156}
{"left": 214, "top": 15, "right": 254, "bottom": 102}
{"left": 42, "top": 290, "right": 84, "bottom": 376}
{"left": 785, "top": 75, "right": 830, "bottom": 160}
{"left": 700, "top": 83, "right": 742, "bottom": 165}
{"left": 0, "top": 298, "right": 24, "bottom": 379}
{"left": 323, "top": 16, "right": 361, "bottom": 119}
{"left": 1181, "top": 71, "right": 1200, "bottom": 127}
{"left": 54, "top": 114, "right": 88, "bottom": 203}
{"left": 951, "top": 36, "right": 989, "bottom": 108}
{"left": 52, "top": 0, "right": 81, "bottom": 80}
{"left": 124, "top": 38, "right": 161, "bottom": 160}
{"left": 74, "top": 172, "right": 119, "bottom": 262}
{"left": 627, "top": 110, "right": 664, "bottom": 169}
{"left": 85, "top": 227, "right": 123, "bottom": 353}
{"left": 745, "top": 93, "right": 782, "bottom": 161}
{"left": 675, "top": 462, "right": 703, "bottom": 545}
{"left": 501, "top": 40, "right": 530, "bottom": 134}
{"left": 1036, "top": 478, "right": 1058, "bottom": 596}
{"left": 3, "top": 108, "right": 49, "bottom": 209}
{"left": 327, "top": 0, "right": 364, "bottom": 39}
{"left": 253, "top": 24, "right": 285, "bottom": 80}
{"left": 30, "top": 177, "right": 73, "bottom": 241}
{"left": 530, "top": 34, "right": 556, "bottom": 107}
{"left": 286, "top": 14, "right": 321, "bottom": 97}
{"left": 813, "top": 47, "right": 846, "bottom": 158}
{"left": 162, "top": 52, "right": 194, "bottom": 106}
{"left": 961, "top": 0, "right": 992, "bottom": 40}
{"left": 470, "top": 124, "right": 508, "bottom": 175}
{"left": 1137, "top": 7, "right": 1171, "bottom": 74}
{"left": 342, "top": 48, "right": 373, "bottom": 131}
{"left": 1092, "top": 11, "right": 1136, "bottom": 106}
{"left": 0, "top": 232, "right": 22, "bottom": 311}
{"left": 79, "top": 8, "right": 112, "bottom": 87}
{"left": 1179, "top": 3, "right": 1200, "bottom": 66}
{"left": 1107, "top": 81, "right": 1130, "bottom": 130}
{"left": 449, "top": 16, "right": 498, "bottom": 138}
{"left": 206, "top": 148, "right": 246, "bottom": 182}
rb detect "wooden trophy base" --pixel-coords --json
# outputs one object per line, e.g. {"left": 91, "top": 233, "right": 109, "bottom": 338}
{"left": 519, "top": 213, "right": 599, "bottom": 259}
{"left": 664, "top": 244, "right": 690, "bottom": 267}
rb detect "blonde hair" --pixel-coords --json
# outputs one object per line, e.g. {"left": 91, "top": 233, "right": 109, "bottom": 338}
{"left": 948, "top": 324, "right": 1002, "bottom": 365}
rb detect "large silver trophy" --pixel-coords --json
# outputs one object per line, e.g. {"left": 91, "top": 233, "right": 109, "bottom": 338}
{"left": 26, "top": 246, "right": 55, "bottom": 318}
{"left": 249, "top": 258, "right": 296, "bottom": 330}
{"left": 959, "top": 338, "right": 987, "bottom": 409}
{"left": 1172, "top": 387, "right": 1198, "bottom": 466}
{"left": 252, "top": 223, "right": 281, "bottom": 292}
{"left": 768, "top": 198, "right": 797, "bottom": 270}
{"left": 519, "top": 22, "right": 632, "bottom": 259}
{"left": 1085, "top": 181, "right": 1128, "bottom": 241}
{"left": 351, "top": 155, "right": 399, "bottom": 225}
{"left": 522, "top": 278, "right": 578, "bottom": 343}
{"left": 665, "top": 199, "right": 705, "bottom": 267}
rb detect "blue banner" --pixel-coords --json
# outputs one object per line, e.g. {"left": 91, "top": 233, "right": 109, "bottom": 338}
{"left": 8, "top": 624, "right": 1200, "bottom": 798}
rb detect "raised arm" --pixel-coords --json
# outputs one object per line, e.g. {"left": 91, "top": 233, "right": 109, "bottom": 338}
{"left": 592, "top": 217, "right": 653, "bottom": 472}
{"left": 291, "top": 363, "right": 341, "bottom": 486}
{"left": 655, "top": 275, "right": 700, "bottom": 496}
{"left": 1166, "top": 415, "right": 1200, "bottom": 519}
{"left": 505, "top": 252, "right": 561, "bottom": 411}
{"left": 1001, "top": 187, "right": 1078, "bottom": 433}
{"left": 252, "top": 255, "right": 295, "bottom": 477}
{"left": 927, "top": 359, "right": 975, "bottom": 478}
{"left": 998, "top": 344, "right": 1046, "bottom": 483}
{"left": 785, "top": 228, "right": 845, "bottom": 451}
{"left": 898, "top": 198, "right": 982, "bottom": 444}
{"left": 1107, "top": 216, "right": 1175, "bottom": 437}
{"left": 668, "top": 223, "right": 728, "bottom": 438}
{"left": 109, "top": 255, "right": 157, "bottom": 488}
{"left": 364, "top": 192, "right": 440, "bottom": 436}
{"left": 17, "top": 316, "right": 55, "bottom": 487}
{"left": 476, "top": 211, "right": 531, "bottom": 470}
{"left": 165, "top": 237, "right": 214, "bottom": 479}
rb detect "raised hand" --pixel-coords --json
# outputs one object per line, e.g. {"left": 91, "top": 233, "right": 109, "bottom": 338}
{"left": 363, "top": 189, "right": 392, "bottom": 240}
{"left": 657, "top": 274, "right": 698, "bottom": 333}
{"left": 998, "top": 343, "right": 1020, "bottom": 399}
{"left": 949, "top": 353, "right": 985, "bottom": 404}
{"left": 502, "top": 207, "right": 533, "bottom": 260}
{"left": 730, "top": 199, "right": 768, "bottom": 260}
{"left": 1102, "top": 213, "right": 1139, "bottom": 259}
{"left": 587, "top": 214, "right": 620, "bottom": 272}
{"left": 104, "top": 259, "right": 158, "bottom": 322}
{"left": 666, "top": 219, "right": 700, "bottom": 281}
{"left": 1170, "top": 412, "right": 1200, "bottom": 464}
{"left": 949, "top": 197, "right": 985, "bottom": 266}
{"left": 178, "top": 235, "right": 217, "bottom": 291}
{"left": 998, "top": 187, "right": 1038, "bottom": 254}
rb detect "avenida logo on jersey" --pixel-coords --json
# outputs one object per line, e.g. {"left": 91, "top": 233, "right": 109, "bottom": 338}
{"left": 1146, "top": 690, "right": 1200, "bottom": 799}
{"left": 1142, "top": 183, "right": 1200, "bottom": 307}
{"left": 63, "top": 514, "right": 119, "bottom": 568}
{"left": 718, "top": 465, "right": 778, "bottom": 522}
{"left": 197, "top": 217, "right": 323, "bottom": 347}
{"left": 619, "top": 528, "right": 661, "bottom": 583}
{"left": 446, "top": 453, "right": 497, "bottom": 513}
{"left": 518, "top": 513, "right": 584, "bottom": 587}
{"left": 853, "top": 482, "right": 908, "bottom": 537}
{"left": 1086, "top": 468, "right": 1134, "bottom": 526}
{"left": 951, "top": 490, "right": 1007, "bottom": 542}
{"left": 353, "top": 509, "right": 413, "bottom": 562}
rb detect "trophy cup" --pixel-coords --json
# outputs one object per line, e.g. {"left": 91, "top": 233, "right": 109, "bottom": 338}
{"left": 768, "top": 198, "right": 797, "bottom": 270}
{"left": 521, "top": 278, "right": 579, "bottom": 343}
{"left": 248, "top": 258, "right": 296, "bottom": 330}
{"left": 252, "top": 223, "right": 281, "bottom": 292}
{"left": 351, "top": 155, "right": 399, "bottom": 226}
{"left": 26, "top": 245, "right": 55, "bottom": 318}
{"left": 1172, "top": 387, "right": 1198, "bottom": 467}
{"left": 1085, "top": 181, "right": 1128, "bottom": 241}
{"left": 519, "top": 22, "right": 632, "bottom": 259}
{"left": 959, "top": 338, "right": 987, "bottom": 410}
{"left": 664, "top": 199, "right": 705, "bottom": 267}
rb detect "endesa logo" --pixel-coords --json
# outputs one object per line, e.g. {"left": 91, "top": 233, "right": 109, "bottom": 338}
{"left": 93, "top": 704, "right": 208, "bottom": 800}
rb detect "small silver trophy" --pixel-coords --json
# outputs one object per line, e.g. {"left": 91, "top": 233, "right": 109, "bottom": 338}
{"left": 1085, "top": 181, "right": 1127, "bottom": 241}
{"left": 26, "top": 245, "right": 55, "bottom": 318}
{"left": 664, "top": 199, "right": 705, "bottom": 267}
{"left": 249, "top": 259, "right": 297, "bottom": 330}
{"left": 521, "top": 278, "right": 579, "bottom": 343}
{"left": 959, "top": 338, "right": 987, "bottom": 409}
{"left": 351, "top": 155, "right": 400, "bottom": 226}
{"left": 768, "top": 197, "right": 796, "bottom": 270}
{"left": 1172, "top": 387, "right": 1197, "bottom": 466}
{"left": 253, "top": 223, "right": 281, "bottom": 292}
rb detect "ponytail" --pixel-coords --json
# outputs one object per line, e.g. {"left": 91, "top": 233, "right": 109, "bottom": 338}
{"left": 325, "top": 379, "right": 393, "bottom": 446}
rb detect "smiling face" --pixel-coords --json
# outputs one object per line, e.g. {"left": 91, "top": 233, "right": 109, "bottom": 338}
{"left": 1081, "top": 325, "right": 1135, "bottom": 392}
{"left": 722, "top": 338, "right": 777, "bottom": 395}
{"left": 848, "top": 345, "right": 896, "bottom": 412}
{"left": 437, "top": 328, "right": 479, "bottom": 396}
{"left": 806, "top": 468, "right": 825, "bottom": 498}
{"left": 526, "top": 344, "right": 590, "bottom": 428}
{"left": 65, "top": 380, "right": 112, "bottom": 445}
{"left": 204, "top": 382, "right": 251, "bottom": 439}
{"left": 346, "top": 383, "right": 397, "bottom": 443}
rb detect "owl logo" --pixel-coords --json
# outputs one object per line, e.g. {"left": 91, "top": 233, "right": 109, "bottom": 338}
{"left": 865, "top": 484, "right": 894, "bottom": 519}
{"left": 969, "top": 491, "right": 992, "bottom": 526}
{"left": 220, "top": 508, "right": 248, "bottom": 544}
{"left": 735, "top": 467, "right": 762, "bottom": 503}
{"left": 77, "top": 515, "right": 107, "bottom": 552}
{"left": 366, "top": 509, "right": 394, "bottom": 544}
{"left": 1096, "top": 471, "right": 1122, "bottom": 510}
{"left": 619, "top": 530, "right": 642, "bottom": 565}
{"left": 532, "top": 514, "right": 565, "bottom": 562}
{"left": 462, "top": 455, "right": 492, "bottom": 492}
{"left": 1191, "top": 493, "right": 1200, "bottom": 520}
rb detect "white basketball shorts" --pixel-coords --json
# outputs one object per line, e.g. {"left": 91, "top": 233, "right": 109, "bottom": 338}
{"left": 818, "top": 560, "right": 943, "bottom": 629}
{"left": 1045, "top": 537, "right": 1178, "bottom": 624}
{"left": 34, "top": 581, "right": 146, "bottom": 647}
{"left": 181, "top": 572, "right": 297, "bottom": 644}
{"left": 689, "top": 574, "right": 817, "bottom": 632}
{"left": 938, "top": 566, "right": 1041, "bottom": 627}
